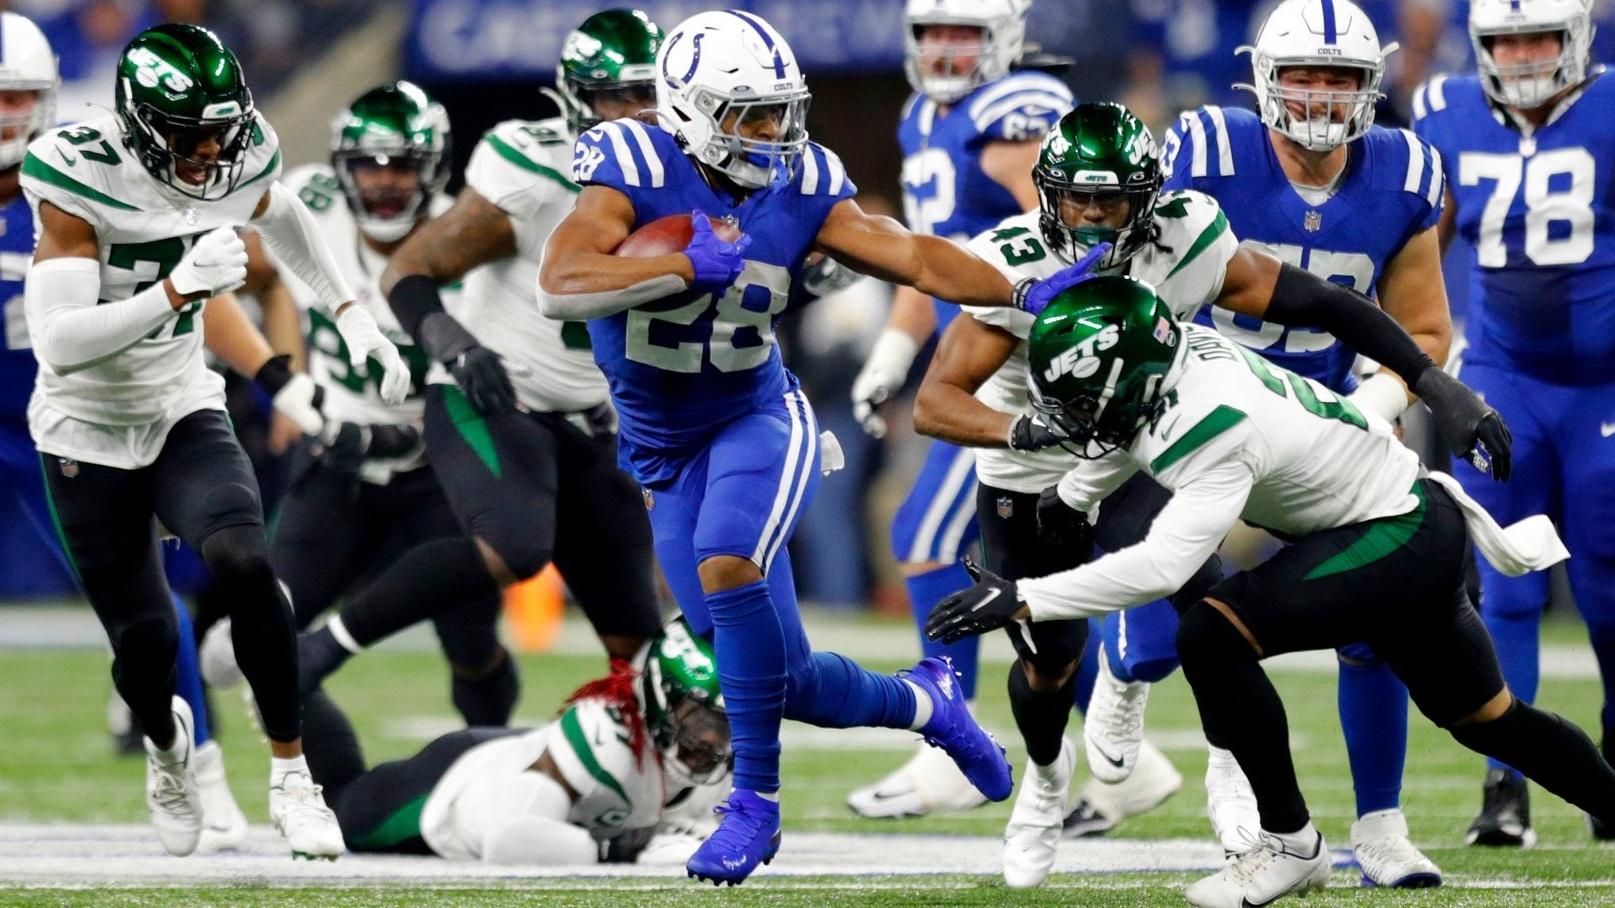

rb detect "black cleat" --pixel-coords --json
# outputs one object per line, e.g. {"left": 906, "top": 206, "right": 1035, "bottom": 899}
{"left": 1467, "top": 768, "right": 1535, "bottom": 847}
{"left": 1591, "top": 735, "right": 1615, "bottom": 841}
{"left": 1061, "top": 796, "right": 1117, "bottom": 838}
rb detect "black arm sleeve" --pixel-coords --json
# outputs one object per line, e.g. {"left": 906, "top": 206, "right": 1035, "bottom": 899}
{"left": 1261, "top": 262, "right": 1435, "bottom": 386}
{"left": 387, "top": 274, "right": 479, "bottom": 364}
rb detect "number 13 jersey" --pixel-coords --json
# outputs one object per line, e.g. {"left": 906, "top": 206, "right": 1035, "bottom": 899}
{"left": 20, "top": 113, "right": 283, "bottom": 468}
{"left": 1414, "top": 69, "right": 1615, "bottom": 385}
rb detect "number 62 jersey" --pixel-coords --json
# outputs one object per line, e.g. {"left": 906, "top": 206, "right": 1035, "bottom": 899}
{"left": 1413, "top": 69, "right": 1615, "bottom": 385}
{"left": 20, "top": 113, "right": 282, "bottom": 468}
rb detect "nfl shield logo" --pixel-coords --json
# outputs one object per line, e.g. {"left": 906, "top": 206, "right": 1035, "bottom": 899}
{"left": 641, "top": 487, "right": 654, "bottom": 511}
{"left": 1303, "top": 210, "right": 1323, "bottom": 232}
{"left": 58, "top": 458, "right": 78, "bottom": 478}
{"left": 996, "top": 496, "right": 1014, "bottom": 519}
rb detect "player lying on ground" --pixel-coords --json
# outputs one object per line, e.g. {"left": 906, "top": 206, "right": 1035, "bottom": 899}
{"left": 913, "top": 99, "right": 1477, "bottom": 888}
{"left": 537, "top": 8, "right": 1105, "bottom": 886}
{"left": 927, "top": 275, "right": 1615, "bottom": 908}
{"left": 298, "top": 620, "right": 731, "bottom": 864}
{"left": 21, "top": 23, "right": 409, "bottom": 860}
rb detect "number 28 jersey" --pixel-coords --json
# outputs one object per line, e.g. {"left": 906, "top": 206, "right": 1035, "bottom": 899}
{"left": 571, "top": 119, "right": 855, "bottom": 487}
{"left": 21, "top": 113, "right": 283, "bottom": 468}
{"left": 1413, "top": 70, "right": 1615, "bottom": 385}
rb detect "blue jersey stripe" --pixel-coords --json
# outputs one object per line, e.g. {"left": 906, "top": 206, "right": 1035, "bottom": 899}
{"left": 1197, "top": 108, "right": 1224, "bottom": 178}
{"left": 1321, "top": 0, "right": 1338, "bottom": 44}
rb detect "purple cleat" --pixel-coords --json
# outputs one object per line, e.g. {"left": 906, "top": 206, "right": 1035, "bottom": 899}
{"left": 686, "top": 789, "right": 782, "bottom": 886}
{"left": 903, "top": 656, "right": 1014, "bottom": 802}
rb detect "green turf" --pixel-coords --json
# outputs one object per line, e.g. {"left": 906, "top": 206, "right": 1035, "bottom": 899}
{"left": 2, "top": 612, "right": 1611, "bottom": 904}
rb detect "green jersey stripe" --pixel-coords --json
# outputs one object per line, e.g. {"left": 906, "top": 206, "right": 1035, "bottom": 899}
{"left": 347, "top": 792, "right": 428, "bottom": 850}
{"left": 560, "top": 707, "right": 631, "bottom": 804}
{"left": 240, "top": 148, "right": 282, "bottom": 190}
{"left": 1150, "top": 404, "right": 1247, "bottom": 473}
{"left": 484, "top": 135, "right": 581, "bottom": 194}
{"left": 440, "top": 384, "right": 501, "bottom": 478}
{"left": 21, "top": 152, "right": 140, "bottom": 212}
{"left": 1304, "top": 482, "right": 1427, "bottom": 581}
{"left": 1164, "top": 209, "right": 1229, "bottom": 280}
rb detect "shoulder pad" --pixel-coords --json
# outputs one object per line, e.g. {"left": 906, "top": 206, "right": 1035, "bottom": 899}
{"left": 21, "top": 122, "right": 141, "bottom": 219}
{"left": 234, "top": 113, "right": 283, "bottom": 195}
{"left": 283, "top": 163, "right": 345, "bottom": 216}
{"left": 967, "top": 71, "right": 1073, "bottom": 141}
{"left": 1164, "top": 106, "right": 1245, "bottom": 182}
{"left": 572, "top": 118, "right": 671, "bottom": 189}
{"left": 553, "top": 701, "right": 642, "bottom": 802}
{"left": 469, "top": 118, "right": 580, "bottom": 198}
{"left": 798, "top": 143, "right": 855, "bottom": 198}
{"left": 1410, "top": 74, "right": 1455, "bottom": 123}
{"left": 1372, "top": 127, "right": 1445, "bottom": 209}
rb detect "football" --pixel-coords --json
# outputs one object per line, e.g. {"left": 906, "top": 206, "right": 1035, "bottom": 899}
{"left": 615, "top": 213, "right": 743, "bottom": 257}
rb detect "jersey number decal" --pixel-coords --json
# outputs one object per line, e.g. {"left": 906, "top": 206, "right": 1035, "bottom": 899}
{"left": 1235, "top": 344, "right": 1367, "bottom": 429}
{"left": 296, "top": 171, "right": 342, "bottom": 213}
{"left": 60, "top": 126, "right": 120, "bottom": 166}
{"left": 308, "top": 308, "right": 429, "bottom": 398}
{"left": 1210, "top": 242, "right": 1375, "bottom": 353}
{"left": 1460, "top": 149, "right": 1596, "bottom": 268}
{"left": 106, "top": 238, "right": 200, "bottom": 339}
{"left": 625, "top": 262, "right": 790, "bottom": 373}
{"left": 990, "top": 225, "right": 1047, "bottom": 266}
{"left": 901, "top": 147, "right": 957, "bottom": 236}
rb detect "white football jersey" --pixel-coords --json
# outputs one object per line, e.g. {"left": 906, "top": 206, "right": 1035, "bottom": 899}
{"left": 271, "top": 164, "right": 457, "bottom": 482}
{"left": 421, "top": 699, "right": 666, "bottom": 861}
{"left": 457, "top": 118, "right": 607, "bottom": 412}
{"left": 1019, "top": 323, "right": 1422, "bottom": 622}
{"left": 962, "top": 190, "right": 1239, "bottom": 494}
{"left": 20, "top": 113, "right": 283, "bottom": 468}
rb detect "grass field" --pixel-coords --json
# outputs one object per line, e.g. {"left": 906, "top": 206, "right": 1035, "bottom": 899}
{"left": 1, "top": 609, "right": 1611, "bottom": 905}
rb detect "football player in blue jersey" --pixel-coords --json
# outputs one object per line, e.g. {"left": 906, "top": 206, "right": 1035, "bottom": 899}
{"left": 844, "top": 0, "right": 1078, "bottom": 820}
{"left": 1414, "top": 0, "right": 1615, "bottom": 848}
{"left": 0, "top": 12, "right": 254, "bottom": 852}
{"left": 538, "top": 10, "right": 1098, "bottom": 885}
{"left": 1077, "top": 0, "right": 1456, "bottom": 886}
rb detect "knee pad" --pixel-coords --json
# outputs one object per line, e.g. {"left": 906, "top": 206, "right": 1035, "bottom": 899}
{"left": 451, "top": 647, "right": 520, "bottom": 727}
{"left": 480, "top": 529, "right": 552, "bottom": 582}
{"left": 116, "top": 614, "right": 180, "bottom": 666}
{"left": 201, "top": 524, "right": 275, "bottom": 587}
{"left": 200, "top": 481, "right": 262, "bottom": 535}
{"left": 1175, "top": 603, "right": 1254, "bottom": 678}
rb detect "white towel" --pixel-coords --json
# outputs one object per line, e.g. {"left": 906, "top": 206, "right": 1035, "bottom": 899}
{"left": 1425, "top": 471, "right": 1569, "bottom": 576}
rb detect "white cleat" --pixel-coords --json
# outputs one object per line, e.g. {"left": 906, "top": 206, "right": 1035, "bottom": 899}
{"left": 1205, "top": 745, "right": 1262, "bottom": 859}
{"left": 846, "top": 737, "right": 989, "bottom": 818}
{"left": 1184, "top": 828, "right": 1332, "bottom": 908}
{"left": 1066, "top": 738, "right": 1182, "bottom": 837}
{"left": 1351, "top": 808, "right": 1442, "bottom": 888}
{"left": 1083, "top": 649, "right": 1150, "bottom": 784}
{"left": 270, "top": 770, "right": 345, "bottom": 860}
{"left": 193, "top": 741, "right": 248, "bottom": 852}
{"left": 1003, "top": 737, "right": 1075, "bottom": 888}
{"left": 144, "top": 696, "right": 203, "bottom": 857}
{"left": 199, "top": 619, "right": 243, "bottom": 690}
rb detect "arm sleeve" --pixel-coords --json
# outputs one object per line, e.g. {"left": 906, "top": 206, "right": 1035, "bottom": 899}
{"left": 479, "top": 771, "right": 598, "bottom": 864}
{"left": 1022, "top": 460, "right": 1253, "bottom": 621}
{"left": 25, "top": 257, "right": 176, "bottom": 374}
{"left": 536, "top": 274, "right": 692, "bottom": 320}
{"left": 252, "top": 181, "right": 356, "bottom": 315}
{"left": 1262, "top": 262, "right": 1436, "bottom": 384}
{"left": 1056, "top": 450, "right": 1141, "bottom": 513}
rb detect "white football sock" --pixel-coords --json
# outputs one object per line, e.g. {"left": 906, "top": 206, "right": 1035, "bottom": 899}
{"left": 905, "top": 679, "right": 933, "bottom": 730}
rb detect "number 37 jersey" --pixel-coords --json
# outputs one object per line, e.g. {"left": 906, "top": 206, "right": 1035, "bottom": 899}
{"left": 1414, "top": 70, "right": 1615, "bottom": 385}
{"left": 571, "top": 119, "right": 855, "bottom": 486}
{"left": 21, "top": 114, "right": 282, "bottom": 466}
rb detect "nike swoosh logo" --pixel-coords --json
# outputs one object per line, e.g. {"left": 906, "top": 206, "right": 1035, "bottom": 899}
{"left": 1602, "top": 422, "right": 1615, "bottom": 438}
{"left": 972, "top": 588, "right": 1002, "bottom": 612}
{"left": 59, "top": 149, "right": 77, "bottom": 166}
{"left": 1090, "top": 741, "right": 1125, "bottom": 769}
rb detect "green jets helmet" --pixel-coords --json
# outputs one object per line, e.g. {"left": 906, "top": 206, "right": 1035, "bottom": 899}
{"left": 114, "top": 24, "right": 255, "bottom": 201}
{"left": 1035, "top": 102, "right": 1162, "bottom": 272}
{"left": 548, "top": 8, "right": 663, "bottom": 135}
{"left": 641, "top": 618, "right": 729, "bottom": 787}
{"left": 329, "top": 81, "right": 451, "bottom": 243}
{"left": 1027, "top": 275, "right": 1181, "bottom": 458}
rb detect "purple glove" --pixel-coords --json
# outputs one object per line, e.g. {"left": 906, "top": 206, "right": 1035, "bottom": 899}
{"left": 684, "top": 210, "right": 752, "bottom": 294}
{"left": 1014, "top": 241, "right": 1113, "bottom": 316}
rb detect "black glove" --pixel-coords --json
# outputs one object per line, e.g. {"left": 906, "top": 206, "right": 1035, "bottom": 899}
{"left": 312, "top": 423, "right": 422, "bottom": 476}
{"left": 1036, "top": 485, "right": 1093, "bottom": 553}
{"left": 1411, "top": 367, "right": 1513, "bottom": 481}
{"left": 601, "top": 825, "right": 658, "bottom": 864}
{"left": 452, "top": 346, "right": 517, "bottom": 415}
{"left": 925, "top": 557, "right": 1026, "bottom": 644}
{"left": 1008, "top": 414, "right": 1066, "bottom": 452}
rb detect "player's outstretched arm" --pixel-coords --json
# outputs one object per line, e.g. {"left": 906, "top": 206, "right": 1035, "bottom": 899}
{"left": 26, "top": 202, "right": 220, "bottom": 375}
{"left": 849, "top": 284, "right": 935, "bottom": 438}
{"left": 537, "top": 186, "right": 701, "bottom": 319}
{"left": 813, "top": 198, "right": 1015, "bottom": 308}
{"left": 913, "top": 314, "right": 1032, "bottom": 448}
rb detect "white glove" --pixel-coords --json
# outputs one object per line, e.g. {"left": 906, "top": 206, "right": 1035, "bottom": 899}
{"left": 270, "top": 372, "right": 327, "bottom": 436}
{"left": 168, "top": 227, "right": 247, "bottom": 298}
{"left": 335, "top": 304, "right": 411, "bottom": 406}
{"left": 850, "top": 328, "right": 921, "bottom": 439}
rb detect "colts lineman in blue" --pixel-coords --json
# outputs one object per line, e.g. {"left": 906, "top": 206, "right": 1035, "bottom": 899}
{"left": 1414, "top": 0, "right": 1615, "bottom": 847}
{"left": 846, "top": 0, "right": 1074, "bottom": 819}
{"left": 537, "top": 10, "right": 1095, "bottom": 886}
{"left": 1103, "top": 0, "right": 1452, "bottom": 886}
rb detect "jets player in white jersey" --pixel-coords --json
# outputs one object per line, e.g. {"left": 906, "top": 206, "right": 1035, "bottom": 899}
{"left": 20, "top": 24, "right": 409, "bottom": 859}
{"left": 287, "top": 10, "right": 668, "bottom": 701}
{"left": 925, "top": 277, "right": 1615, "bottom": 908}
{"left": 914, "top": 101, "right": 1499, "bottom": 888}
{"left": 300, "top": 620, "right": 731, "bottom": 865}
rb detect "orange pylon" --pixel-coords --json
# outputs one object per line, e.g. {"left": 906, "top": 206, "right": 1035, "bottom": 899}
{"left": 504, "top": 563, "right": 565, "bottom": 652}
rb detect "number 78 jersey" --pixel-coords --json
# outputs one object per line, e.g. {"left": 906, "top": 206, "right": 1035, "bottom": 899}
{"left": 1413, "top": 70, "right": 1615, "bottom": 385}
